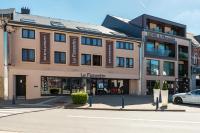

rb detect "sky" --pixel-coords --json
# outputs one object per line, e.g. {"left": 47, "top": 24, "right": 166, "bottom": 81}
{"left": 1, "top": 0, "right": 200, "bottom": 34}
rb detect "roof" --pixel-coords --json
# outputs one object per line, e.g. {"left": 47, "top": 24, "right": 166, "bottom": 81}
{"left": 187, "top": 33, "right": 200, "bottom": 47}
{"left": 112, "top": 16, "right": 131, "bottom": 23}
{"left": 0, "top": 8, "right": 15, "bottom": 14}
{"left": 12, "top": 12, "right": 136, "bottom": 39}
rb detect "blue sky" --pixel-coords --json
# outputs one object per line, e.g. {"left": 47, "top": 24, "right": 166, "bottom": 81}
{"left": 1, "top": 0, "right": 200, "bottom": 34}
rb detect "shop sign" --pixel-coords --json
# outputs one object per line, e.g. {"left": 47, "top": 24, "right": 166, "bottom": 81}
{"left": 81, "top": 73, "right": 106, "bottom": 78}
{"left": 40, "top": 32, "right": 50, "bottom": 64}
{"left": 147, "top": 32, "right": 176, "bottom": 44}
{"left": 106, "top": 40, "right": 114, "bottom": 67}
{"left": 70, "top": 36, "right": 79, "bottom": 65}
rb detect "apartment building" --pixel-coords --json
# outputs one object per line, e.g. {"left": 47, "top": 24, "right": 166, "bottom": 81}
{"left": 0, "top": 8, "right": 141, "bottom": 100}
{"left": 103, "top": 14, "right": 191, "bottom": 95}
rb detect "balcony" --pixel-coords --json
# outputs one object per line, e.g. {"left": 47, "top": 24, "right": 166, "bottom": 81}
{"left": 145, "top": 50, "right": 175, "bottom": 59}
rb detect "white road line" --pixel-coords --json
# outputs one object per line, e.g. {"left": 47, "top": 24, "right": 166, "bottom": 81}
{"left": 68, "top": 115, "right": 200, "bottom": 124}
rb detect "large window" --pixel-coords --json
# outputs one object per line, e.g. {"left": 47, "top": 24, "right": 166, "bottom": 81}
{"left": 81, "top": 36, "right": 102, "bottom": 46}
{"left": 54, "top": 33, "right": 66, "bottom": 42}
{"left": 163, "top": 61, "right": 175, "bottom": 76}
{"left": 146, "top": 60, "right": 160, "bottom": 75}
{"left": 146, "top": 41, "right": 155, "bottom": 53}
{"left": 116, "top": 41, "right": 134, "bottom": 50}
{"left": 93, "top": 55, "right": 102, "bottom": 66}
{"left": 54, "top": 51, "right": 66, "bottom": 64}
{"left": 81, "top": 54, "right": 91, "bottom": 65}
{"left": 22, "top": 29, "right": 35, "bottom": 39}
{"left": 116, "top": 57, "right": 125, "bottom": 67}
{"left": 22, "top": 48, "right": 35, "bottom": 62}
{"left": 126, "top": 58, "right": 134, "bottom": 68}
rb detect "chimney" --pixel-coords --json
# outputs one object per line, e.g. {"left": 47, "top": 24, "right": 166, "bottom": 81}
{"left": 21, "top": 7, "right": 30, "bottom": 14}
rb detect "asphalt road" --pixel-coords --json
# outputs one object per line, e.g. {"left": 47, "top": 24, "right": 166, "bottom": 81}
{"left": 0, "top": 109, "right": 199, "bottom": 133}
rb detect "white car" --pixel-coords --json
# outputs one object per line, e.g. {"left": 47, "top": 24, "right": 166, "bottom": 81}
{"left": 172, "top": 89, "right": 200, "bottom": 104}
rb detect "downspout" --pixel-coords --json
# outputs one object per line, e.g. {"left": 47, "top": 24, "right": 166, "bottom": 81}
{"left": 3, "top": 21, "right": 9, "bottom": 100}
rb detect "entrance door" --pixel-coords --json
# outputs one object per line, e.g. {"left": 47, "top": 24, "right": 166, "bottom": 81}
{"left": 16, "top": 75, "right": 26, "bottom": 99}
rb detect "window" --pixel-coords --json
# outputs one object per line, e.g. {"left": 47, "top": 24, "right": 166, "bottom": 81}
{"left": 146, "top": 41, "right": 155, "bottom": 53}
{"left": 146, "top": 60, "right": 160, "bottom": 75}
{"left": 126, "top": 58, "right": 134, "bottom": 68}
{"left": 81, "top": 54, "right": 91, "bottom": 65}
{"left": 81, "top": 36, "right": 102, "bottom": 46}
{"left": 54, "top": 33, "right": 66, "bottom": 42}
{"left": 54, "top": 51, "right": 66, "bottom": 64}
{"left": 22, "top": 29, "right": 35, "bottom": 39}
{"left": 93, "top": 55, "right": 102, "bottom": 66}
{"left": 116, "top": 41, "right": 134, "bottom": 50}
{"left": 116, "top": 57, "right": 125, "bottom": 67}
{"left": 163, "top": 61, "right": 175, "bottom": 76}
{"left": 22, "top": 49, "right": 35, "bottom": 62}
{"left": 194, "top": 54, "right": 198, "bottom": 65}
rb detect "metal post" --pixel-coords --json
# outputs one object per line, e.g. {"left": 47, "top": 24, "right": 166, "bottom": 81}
{"left": 156, "top": 97, "right": 159, "bottom": 110}
{"left": 122, "top": 96, "right": 124, "bottom": 108}
{"left": 89, "top": 96, "right": 92, "bottom": 107}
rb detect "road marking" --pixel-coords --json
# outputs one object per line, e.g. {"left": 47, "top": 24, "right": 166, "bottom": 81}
{"left": 68, "top": 115, "right": 200, "bottom": 124}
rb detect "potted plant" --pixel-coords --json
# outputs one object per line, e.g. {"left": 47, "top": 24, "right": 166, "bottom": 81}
{"left": 161, "top": 81, "right": 169, "bottom": 106}
{"left": 153, "top": 81, "right": 160, "bottom": 104}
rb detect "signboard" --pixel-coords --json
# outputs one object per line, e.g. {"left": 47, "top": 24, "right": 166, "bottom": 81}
{"left": 106, "top": 40, "right": 114, "bottom": 68}
{"left": 40, "top": 32, "right": 50, "bottom": 64}
{"left": 147, "top": 32, "right": 176, "bottom": 44}
{"left": 81, "top": 73, "right": 106, "bottom": 78}
{"left": 70, "top": 36, "right": 79, "bottom": 66}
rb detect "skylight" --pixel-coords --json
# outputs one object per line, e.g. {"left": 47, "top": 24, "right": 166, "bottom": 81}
{"left": 76, "top": 27, "right": 102, "bottom": 34}
{"left": 50, "top": 21, "right": 65, "bottom": 28}
{"left": 20, "top": 18, "right": 36, "bottom": 24}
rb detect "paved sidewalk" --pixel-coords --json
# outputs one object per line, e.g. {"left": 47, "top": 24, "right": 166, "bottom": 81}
{"left": 65, "top": 95, "right": 200, "bottom": 112}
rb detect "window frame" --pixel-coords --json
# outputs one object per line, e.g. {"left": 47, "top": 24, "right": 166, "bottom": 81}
{"left": 116, "top": 57, "right": 125, "bottom": 67}
{"left": 81, "top": 54, "right": 92, "bottom": 65}
{"left": 93, "top": 55, "right": 102, "bottom": 66}
{"left": 22, "top": 29, "right": 35, "bottom": 39}
{"left": 163, "top": 61, "right": 175, "bottom": 76}
{"left": 81, "top": 36, "right": 102, "bottom": 47}
{"left": 126, "top": 58, "right": 134, "bottom": 68}
{"left": 54, "top": 33, "right": 66, "bottom": 42}
{"left": 22, "top": 48, "right": 35, "bottom": 62}
{"left": 54, "top": 51, "right": 66, "bottom": 64}
{"left": 146, "top": 59, "right": 160, "bottom": 75}
{"left": 116, "top": 41, "right": 134, "bottom": 50}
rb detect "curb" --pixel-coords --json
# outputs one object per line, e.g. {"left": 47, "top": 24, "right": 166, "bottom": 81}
{"left": 64, "top": 106, "right": 186, "bottom": 112}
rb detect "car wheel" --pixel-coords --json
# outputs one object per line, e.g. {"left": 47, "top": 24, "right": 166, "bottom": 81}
{"left": 174, "top": 97, "right": 183, "bottom": 104}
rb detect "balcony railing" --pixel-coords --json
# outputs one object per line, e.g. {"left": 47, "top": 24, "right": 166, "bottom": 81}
{"left": 145, "top": 50, "right": 175, "bottom": 58}
{"left": 179, "top": 52, "right": 188, "bottom": 60}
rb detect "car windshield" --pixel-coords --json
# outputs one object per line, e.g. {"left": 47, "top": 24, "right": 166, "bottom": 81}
{"left": 191, "top": 90, "right": 200, "bottom": 95}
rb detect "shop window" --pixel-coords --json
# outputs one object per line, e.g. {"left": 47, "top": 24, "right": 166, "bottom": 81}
{"left": 54, "top": 33, "right": 66, "bottom": 42}
{"left": 22, "top": 48, "right": 35, "bottom": 62}
{"left": 81, "top": 54, "right": 91, "bottom": 65}
{"left": 54, "top": 51, "right": 66, "bottom": 64}
{"left": 93, "top": 55, "right": 102, "bottom": 66}
{"left": 22, "top": 29, "right": 35, "bottom": 39}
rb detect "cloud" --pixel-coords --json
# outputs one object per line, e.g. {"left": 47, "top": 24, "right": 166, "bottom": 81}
{"left": 174, "top": 10, "right": 200, "bottom": 34}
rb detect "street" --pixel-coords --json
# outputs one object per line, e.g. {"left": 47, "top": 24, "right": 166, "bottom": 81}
{"left": 0, "top": 108, "right": 199, "bottom": 133}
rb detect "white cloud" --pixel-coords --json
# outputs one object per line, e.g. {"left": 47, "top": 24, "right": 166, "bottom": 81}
{"left": 174, "top": 10, "right": 200, "bottom": 34}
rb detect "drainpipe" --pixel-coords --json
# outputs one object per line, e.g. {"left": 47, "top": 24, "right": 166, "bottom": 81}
{"left": 3, "top": 20, "right": 9, "bottom": 100}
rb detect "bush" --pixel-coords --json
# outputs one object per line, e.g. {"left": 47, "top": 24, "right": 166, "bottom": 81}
{"left": 162, "top": 81, "right": 168, "bottom": 90}
{"left": 71, "top": 92, "right": 88, "bottom": 104}
{"left": 50, "top": 88, "right": 59, "bottom": 94}
{"left": 153, "top": 81, "right": 160, "bottom": 89}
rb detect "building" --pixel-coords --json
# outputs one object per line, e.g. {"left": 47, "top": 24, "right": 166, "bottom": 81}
{"left": 188, "top": 33, "right": 200, "bottom": 89}
{"left": 103, "top": 14, "right": 191, "bottom": 95}
{"left": 0, "top": 8, "right": 141, "bottom": 100}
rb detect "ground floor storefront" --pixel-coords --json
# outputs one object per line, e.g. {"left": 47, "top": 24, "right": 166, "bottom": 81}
{"left": 6, "top": 69, "right": 140, "bottom": 100}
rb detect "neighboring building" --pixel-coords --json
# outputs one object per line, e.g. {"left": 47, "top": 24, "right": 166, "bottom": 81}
{"left": 188, "top": 33, "right": 200, "bottom": 89}
{"left": 103, "top": 14, "right": 191, "bottom": 95}
{"left": 0, "top": 8, "right": 141, "bottom": 100}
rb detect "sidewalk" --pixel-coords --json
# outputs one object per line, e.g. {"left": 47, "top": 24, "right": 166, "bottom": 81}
{"left": 65, "top": 95, "right": 200, "bottom": 112}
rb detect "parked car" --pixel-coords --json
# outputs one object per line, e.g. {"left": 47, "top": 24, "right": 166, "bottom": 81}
{"left": 172, "top": 89, "right": 200, "bottom": 104}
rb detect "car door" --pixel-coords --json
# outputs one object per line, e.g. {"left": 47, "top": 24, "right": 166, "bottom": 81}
{"left": 194, "top": 90, "right": 200, "bottom": 104}
{"left": 189, "top": 90, "right": 200, "bottom": 104}
{"left": 183, "top": 92, "right": 194, "bottom": 103}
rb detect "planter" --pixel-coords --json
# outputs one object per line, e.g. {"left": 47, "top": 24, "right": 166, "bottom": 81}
{"left": 161, "top": 90, "right": 169, "bottom": 106}
{"left": 153, "top": 89, "right": 160, "bottom": 103}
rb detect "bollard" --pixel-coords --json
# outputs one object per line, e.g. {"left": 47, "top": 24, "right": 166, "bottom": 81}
{"left": 156, "top": 97, "right": 159, "bottom": 111}
{"left": 12, "top": 95, "right": 15, "bottom": 105}
{"left": 89, "top": 96, "right": 92, "bottom": 107}
{"left": 122, "top": 96, "right": 125, "bottom": 108}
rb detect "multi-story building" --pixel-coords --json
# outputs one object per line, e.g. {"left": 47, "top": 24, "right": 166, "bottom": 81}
{"left": 0, "top": 8, "right": 141, "bottom": 100}
{"left": 188, "top": 33, "right": 200, "bottom": 89}
{"left": 103, "top": 14, "right": 191, "bottom": 95}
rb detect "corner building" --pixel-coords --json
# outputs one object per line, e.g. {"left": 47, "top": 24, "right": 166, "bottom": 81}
{"left": 0, "top": 8, "right": 141, "bottom": 100}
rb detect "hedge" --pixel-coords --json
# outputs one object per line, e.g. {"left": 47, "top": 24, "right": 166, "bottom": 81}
{"left": 71, "top": 92, "right": 88, "bottom": 104}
